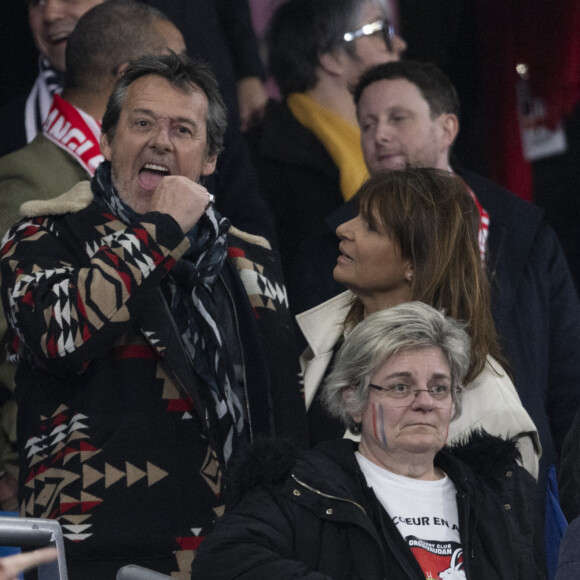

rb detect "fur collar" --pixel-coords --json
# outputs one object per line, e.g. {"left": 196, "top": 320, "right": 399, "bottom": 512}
{"left": 226, "top": 431, "right": 521, "bottom": 506}
{"left": 444, "top": 428, "right": 522, "bottom": 487}
{"left": 20, "top": 181, "right": 93, "bottom": 217}
{"left": 18, "top": 180, "right": 271, "bottom": 250}
{"left": 226, "top": 438, "right": 299, "bottom": 507}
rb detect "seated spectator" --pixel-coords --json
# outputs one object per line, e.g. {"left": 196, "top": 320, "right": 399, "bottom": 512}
{"left": 246, "top": 0, "right": 405, "bottom": 278}
{"left": 298, "top": 169, "right": 540, "bottom": 476}
{"left": 191, "top": 302, "right": 546, "bottom": 579}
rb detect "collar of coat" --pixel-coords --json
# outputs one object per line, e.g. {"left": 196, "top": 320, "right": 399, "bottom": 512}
{"left": 18, "top": 180, "right": 272, "bottom": 250}
{"left": 225, "top": 430, "right": 522, "bottom": 508}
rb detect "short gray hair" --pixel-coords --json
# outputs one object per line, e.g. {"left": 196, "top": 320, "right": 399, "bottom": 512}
{"left": 101, "top": 51, "right": 227, "bottom": 158}
{"left": 322, "top": 302, "right": 470, "bottom": 430}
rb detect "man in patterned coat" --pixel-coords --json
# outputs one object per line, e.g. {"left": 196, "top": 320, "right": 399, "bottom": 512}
{"left": 0, "top": 52, "right": 306, "bottom": 579}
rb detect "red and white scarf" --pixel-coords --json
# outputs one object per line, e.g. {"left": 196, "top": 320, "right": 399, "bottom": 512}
{"left": 42, "top": 94, "right": 104, "bottom": 176}
{"left": 450, "top": 168, "right": 490, "bottom": 262}
{"left": 467, "top": 185, "right": 490, "bottom": 263}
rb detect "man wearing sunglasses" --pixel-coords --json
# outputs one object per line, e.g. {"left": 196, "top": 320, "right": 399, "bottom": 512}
{"left": 245, "top": 0, "right": 405, "bottom": 290}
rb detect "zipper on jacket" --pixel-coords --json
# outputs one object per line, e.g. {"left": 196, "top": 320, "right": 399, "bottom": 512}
{"left": 292, "top": 473, "right": 420, "bottom": 578}
{"left": 291, "top": 473, "right": 367, "bottom": 515}
{"left": 458, "top": 489, "right": 476, "bottom": 574}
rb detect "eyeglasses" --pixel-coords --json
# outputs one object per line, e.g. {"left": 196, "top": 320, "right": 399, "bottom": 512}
{"left": 343, "top": 19, "right": 395, "bottom": 53}
{"left": 369, "top": 383, "right": 459, "bottom": 408}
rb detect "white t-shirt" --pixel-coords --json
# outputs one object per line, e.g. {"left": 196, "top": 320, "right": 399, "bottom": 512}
{"left": 356, "top": 452, "right": 466, "bottom": 580}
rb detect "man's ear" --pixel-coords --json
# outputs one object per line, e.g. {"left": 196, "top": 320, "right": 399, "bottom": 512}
{"left": 200, "top": 154, "right": 217, "bottom": 177}
{"left": 438, "top": 113, "right": 459, "bottom": 150}
{"left": 115, "top": 61, "right": 130, "bottom": 79}
{"left": 318, "top": 49, "right": 345, "bottom": 77}
{"left": 100, "top": 132, "right": 112, "bottom": 161}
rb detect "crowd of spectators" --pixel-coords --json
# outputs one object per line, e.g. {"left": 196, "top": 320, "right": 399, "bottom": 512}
{"left": 0, "top": 0, "right": 578, "bottom": 578}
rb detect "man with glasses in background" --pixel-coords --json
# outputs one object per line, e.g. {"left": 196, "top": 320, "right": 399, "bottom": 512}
{"left": 245, "top": 0, "right": 405, "bottom": 292}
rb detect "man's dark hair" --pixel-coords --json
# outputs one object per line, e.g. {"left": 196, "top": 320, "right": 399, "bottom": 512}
{"left": 268, "top": 0, "right": 382, "bottom": 97}
{"left": 354, "top": 60, "right": 460, "bottom": 118}
{"left": 64, "top": 0, "right": 173, "bottom": 93}
{"left": 101, "top": 52, "right": 227, "bottom": 158}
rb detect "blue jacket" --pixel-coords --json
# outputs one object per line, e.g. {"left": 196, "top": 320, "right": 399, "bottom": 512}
{"left": 555, "top": 516, "right": 580, "bottom": 580}
{"left": 458, "top": 168, "right": 580, "bottom": 483}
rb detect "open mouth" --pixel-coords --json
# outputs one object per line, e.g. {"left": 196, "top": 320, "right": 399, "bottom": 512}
{"left": 338, "top": 244, "right": 354, "bottom": 262}
{"left": 337, "top": 246, "right": 354, "bottom": 264}
{"left": 138, "top": 163, "right": 170, "bottom": 190}
{"left": 47, "top": 31, "right": 69, "bottom": 44}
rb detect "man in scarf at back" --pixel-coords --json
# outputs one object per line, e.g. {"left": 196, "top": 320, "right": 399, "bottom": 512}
{"left": 0, "top": 51, "right": 306, "bottom": 579}
{"left": 0, "top": 0, "right": 104, "bottom": 157}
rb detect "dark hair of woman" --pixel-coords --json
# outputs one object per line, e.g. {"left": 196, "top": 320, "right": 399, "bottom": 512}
{"left": 344, "top": 167, "right": 507, "bottom": 383}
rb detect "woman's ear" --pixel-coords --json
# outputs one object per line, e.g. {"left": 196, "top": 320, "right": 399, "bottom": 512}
{"left": 405, "top": 264, "right": 414, "bottom": 284}
{"left": 342, "top": 386, "right": 362, "bottom": 423}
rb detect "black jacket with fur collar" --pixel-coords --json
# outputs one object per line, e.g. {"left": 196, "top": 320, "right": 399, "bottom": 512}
{"left": 193, "top": 433, "right": 546, "bottom": 579}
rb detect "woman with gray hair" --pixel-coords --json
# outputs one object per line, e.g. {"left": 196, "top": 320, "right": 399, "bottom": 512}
{"left": 323, "top": 301, "right": 469, "bottom": 437}
{"left": 191, "top": 302, "right": 545, "bottom": 579}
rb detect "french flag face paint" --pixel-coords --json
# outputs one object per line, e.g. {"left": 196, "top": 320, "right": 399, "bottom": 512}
{"left": 372, "top": 403, "right": 388, "bottom": 445}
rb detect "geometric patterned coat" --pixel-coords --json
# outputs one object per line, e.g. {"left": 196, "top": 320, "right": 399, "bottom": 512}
{"left": 0, "top": 182, "right": 306, "bottom": 579}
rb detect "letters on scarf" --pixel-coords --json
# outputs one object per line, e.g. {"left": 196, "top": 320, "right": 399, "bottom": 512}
{"left": 43, "top": 94, "right": 104, "bottom": 176}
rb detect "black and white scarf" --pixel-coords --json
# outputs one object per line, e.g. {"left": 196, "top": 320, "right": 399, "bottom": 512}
{"left": 92, "top": 162, "right": 245, "bottom": 463}
{"left": 25, "top": 58, "right": 63, "bottom": 144}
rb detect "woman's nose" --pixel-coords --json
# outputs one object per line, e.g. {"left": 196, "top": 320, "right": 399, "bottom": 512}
{"left": 410, "top": 388, "right": 435, "bottom": 410}
{"left": 43, "top": 0, "right": 67, "bottom": 22}
{"left": 391, "top": 34, "right": 407, "bottom": 58}
{"left": 336, "top": 217, "right": 357, "bottom": 240}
